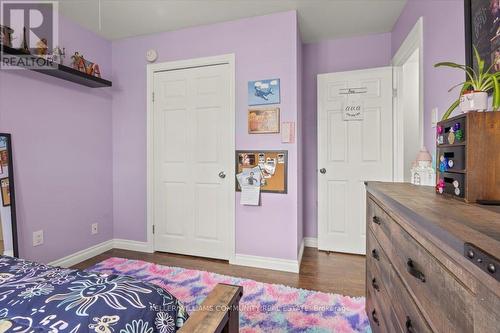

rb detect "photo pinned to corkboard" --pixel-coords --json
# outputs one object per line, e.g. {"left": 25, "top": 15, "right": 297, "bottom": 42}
{"left": 236, "top": 150, "right": 287, "bottom": 193}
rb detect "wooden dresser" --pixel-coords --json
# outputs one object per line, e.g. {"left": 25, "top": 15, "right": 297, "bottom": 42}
{"left": 365, "top": 182, "right": 500, "bottom": 333}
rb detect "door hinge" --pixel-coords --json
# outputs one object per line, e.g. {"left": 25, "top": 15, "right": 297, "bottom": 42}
{"left": 393, "top": 88, "right": 398, "bottom": 98}
{"left": 152, "top": 225, "right": 155, "bottom": 234}
{"left": 152, "top": 92, "right": 155, "bottom": 103}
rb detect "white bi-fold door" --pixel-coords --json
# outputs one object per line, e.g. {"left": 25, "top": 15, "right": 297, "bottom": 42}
{"left": 152, "top": 62, "right": 233, "bottom": 260}
{"left": 317, "top": 67, "right": 393, "bottom": 254}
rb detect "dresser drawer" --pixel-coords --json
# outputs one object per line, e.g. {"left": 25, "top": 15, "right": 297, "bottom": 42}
{"left": 368, "top": 230, "right": 431, "bottom": 333}
{"left": 366, "top": 287, "right": 400, "bottom": 333}
{"left": 389, "top": 220, "right": 474, "bottom": 332}
{"left": 367, "top": 198, "right": 392, "bottom": 246}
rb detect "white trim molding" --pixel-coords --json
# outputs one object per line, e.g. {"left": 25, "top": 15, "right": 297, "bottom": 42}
{"left": 231, "top": 254, "right": 301, "bottom": 273}
{"left": 303, "top": 237, "right": 318, "bottom": 248}
{"left": 146, "top": 54, "right": 236, "bottom": 262}
{"left": 114, "top": 239, "right": 154, "bottom": 253}
{"left": 392, "top": 17, "right": 424, "bottom": 182}
{"left": 49, "top": 240, "right": 114, "bottom": 268}
{"left": 48, "top": 239, "right": 152, "bottom": 268}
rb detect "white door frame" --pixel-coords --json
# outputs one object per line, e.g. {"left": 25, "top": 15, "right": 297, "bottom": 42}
{"left": 146, "top": 54, "right": 236, "bottom": 261}
{"left": 392, "top": 17, "right": 424, "bottom": 182}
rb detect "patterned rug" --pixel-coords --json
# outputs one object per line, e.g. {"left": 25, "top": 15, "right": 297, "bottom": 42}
{"left": 90, "top": 258, "right": 371, "bottom": 333}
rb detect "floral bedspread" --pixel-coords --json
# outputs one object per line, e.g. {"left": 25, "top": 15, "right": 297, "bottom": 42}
{"left": 0, "top": 256, "right": 188, "bottom": 332}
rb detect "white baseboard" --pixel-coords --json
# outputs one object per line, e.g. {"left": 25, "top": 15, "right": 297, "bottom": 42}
{"left": 49, "top": 239, "right": 152, "bottom": 268}
{"left": 49, "top": 239, "right": 304, "bottom": 274}
{"left": 230, "top": 253, "right": 300, "bottom": 273}
{"left": 113, "top": 239, "right": 154, "bottom": 253}
{"left": 49, "top": 240, "right": 114, "bottom": 268}
{"left": 303, "top": 237, "right": 318, "bottom": 248}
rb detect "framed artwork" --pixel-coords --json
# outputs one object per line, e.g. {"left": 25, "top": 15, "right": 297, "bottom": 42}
{"left": 465, "top": 0, "right": 500, "bottom": 75}
{"left": 248, "top": 107, "right": 280, "bottom": 134}
{"left": 0, "top": 133, "right": 19, "bottom": 257}
{"left": 248, "top": 78, "right": 280, "bottom": 105}
{"left": 1, "top": 177, "right": 10, "bottom": 206}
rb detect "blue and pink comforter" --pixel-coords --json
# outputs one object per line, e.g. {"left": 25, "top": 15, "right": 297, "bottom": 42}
{"left": 0, "top": 255, "right": 188, "bottom": 332}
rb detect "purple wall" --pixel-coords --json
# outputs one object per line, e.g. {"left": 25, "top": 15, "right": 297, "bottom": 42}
{"left": 392, "top": 0, "right": 465, "bottom": 158}
{"left": 111, "top": 11, "right": 302, "bottom": 260}
{"left": 302, "top": 33, "right": 392, "bottom": 237}
{"left": 0, "top": 16, "right": 113, "bottom": 263}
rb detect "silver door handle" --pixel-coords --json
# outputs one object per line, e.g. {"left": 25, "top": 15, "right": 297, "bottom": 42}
{"left": 320, "top": 168, "right": 327, "bottom": 174}
{"left": 218, "top": 171, "right": 226, "bottom": 179}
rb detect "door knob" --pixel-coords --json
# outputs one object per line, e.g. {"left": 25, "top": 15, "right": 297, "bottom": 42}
{"left": 320, "top": 168, "right": 327, "bottom": 174}
{"left": 218, "top": 171, "right": 226, "bottom": 179}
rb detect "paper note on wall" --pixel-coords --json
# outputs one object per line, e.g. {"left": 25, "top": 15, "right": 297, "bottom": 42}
{"left": 237, "top": 166, "right": 262, "bottom": 205}
{"left": 281, "top": 122, "right": 295, "bottom": 143}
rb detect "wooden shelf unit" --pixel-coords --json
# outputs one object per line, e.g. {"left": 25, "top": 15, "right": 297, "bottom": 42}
{"left": 1, "top": 45, "right": 112, "bottom": 88}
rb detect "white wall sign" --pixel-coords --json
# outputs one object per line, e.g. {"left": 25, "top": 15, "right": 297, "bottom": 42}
{"left": 343, "top": 102, "right": 364, "bottom": 121}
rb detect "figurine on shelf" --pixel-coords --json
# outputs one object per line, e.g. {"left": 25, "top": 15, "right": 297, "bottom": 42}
{"left": 410, "top": 147, "right": 436, "bottom": 186}
{"left": 0, "top": 25, "right": 14, "bottom": 47}
{"left": 35, "top": 38, "right": 48, "bottom": 57}
{"left": 19, "top": 27, "right": 29, "bottom": 54}
{"left": 52, "top": 46, "right": 66, "bottom": 65}
{"left": 71, "top": 52, "right": 86, "bottom": 72}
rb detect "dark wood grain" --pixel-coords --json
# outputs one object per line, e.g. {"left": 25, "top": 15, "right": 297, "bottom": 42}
{"left": 466, "top": 112, "right": 500, "bottom": 202}
{"left": 365, "top": 182, "right": 500, "bottom": 333}
{"left": 436, "top": 112, "right": 500, "bottom": 203}
{"left": 178, "top": 284, "right": 242, "bottom": 333}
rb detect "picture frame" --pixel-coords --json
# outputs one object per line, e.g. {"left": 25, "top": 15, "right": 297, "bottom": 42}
{"left": 0, "top": 133, "right": 19, "bottom": 257}
{"left": 248, "top": 107, "right": 280, "bottom": 134}
{"left": 1, "top": 177, "right": 10, "bottom": 207}
{"left": 465, "top": 0, "right": 500, "bottom": 77}
{"left": 248, "top": 78, "right": 280, "bottom": 106}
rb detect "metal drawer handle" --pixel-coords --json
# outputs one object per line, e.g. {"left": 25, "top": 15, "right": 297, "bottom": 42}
{"left": 371, "top": 249, "right": 380, "bottom": 261}
{"left": 407, "top": 258, "right": 426, "bottom": 283}
{"left": 371, "top": 277, "right": 380, "bottom": 292}
{"left": 406, "top": 316, "right": 415, "bottom": 333}
{"left": 371, "top": 309, "right": 380, "bottom": 326}
{"left": 372, "top": 216, "right": 381, "bottom": 225}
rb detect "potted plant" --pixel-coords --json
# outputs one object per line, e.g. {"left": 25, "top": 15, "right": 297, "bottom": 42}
{"left": 435, "top": 46, "right": 500, "bottom": 120}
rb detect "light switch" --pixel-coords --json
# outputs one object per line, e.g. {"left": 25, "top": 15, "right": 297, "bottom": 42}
{"left": 431, "top": 107, "right": 439, "bottom": 127}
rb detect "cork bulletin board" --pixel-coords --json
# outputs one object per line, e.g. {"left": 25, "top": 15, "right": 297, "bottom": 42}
{"left": 236, "top": 150, "right": 288, "bottom": 194}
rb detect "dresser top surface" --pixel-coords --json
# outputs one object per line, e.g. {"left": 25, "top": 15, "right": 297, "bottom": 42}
{"left": 365, "top": 182, "right": 500, "bottom": 258}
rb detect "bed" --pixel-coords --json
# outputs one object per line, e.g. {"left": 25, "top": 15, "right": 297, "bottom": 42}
{"left": 0, "top": 256, "right": 242, "bottom": 333}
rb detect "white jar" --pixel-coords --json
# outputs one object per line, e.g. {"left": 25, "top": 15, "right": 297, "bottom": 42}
{"left": 460, "top": 91, "right": 488, "bottom": 112}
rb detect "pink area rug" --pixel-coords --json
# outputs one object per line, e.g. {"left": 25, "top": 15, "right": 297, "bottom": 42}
{"left": 90, "top": 258, "right": 371, "bottom": 333}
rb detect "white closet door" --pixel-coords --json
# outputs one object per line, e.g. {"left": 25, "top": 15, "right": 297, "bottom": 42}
{"left": 153, "top": 64, "right": 232, "bottom": 259}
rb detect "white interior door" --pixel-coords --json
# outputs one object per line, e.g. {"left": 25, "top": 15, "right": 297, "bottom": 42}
{"left": 153, "top": 63, "right": 233, "bottom": 260}
{"left": 317, "top": 67, "right": 393, "bottom": 254}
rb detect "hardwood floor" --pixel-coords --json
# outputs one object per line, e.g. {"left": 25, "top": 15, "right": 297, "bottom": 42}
{"left": 74, "top": 247, "right": 366, "bottom": 297}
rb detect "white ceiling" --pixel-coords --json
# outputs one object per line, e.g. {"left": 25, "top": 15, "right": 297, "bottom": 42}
{"left": 59, "top": 0, "right": 407, "bottom": 43}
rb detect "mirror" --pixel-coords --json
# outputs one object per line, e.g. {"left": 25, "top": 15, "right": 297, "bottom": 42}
{"left": 0, "top": 133, "right": 18, "bottom": 257}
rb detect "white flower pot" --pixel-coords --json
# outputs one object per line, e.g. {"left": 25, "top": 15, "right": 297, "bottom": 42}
{"left": 460, "top": 91, "right": 488, "bottom": 112}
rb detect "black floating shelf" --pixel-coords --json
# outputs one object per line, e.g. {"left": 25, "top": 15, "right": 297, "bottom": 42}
{"left": 1, "top": 45, "right": 112, "bottom": 88}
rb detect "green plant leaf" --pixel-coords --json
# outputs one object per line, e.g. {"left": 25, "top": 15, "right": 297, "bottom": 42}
{"left": 441, "top": 99, "right": 460, "bottom": 120}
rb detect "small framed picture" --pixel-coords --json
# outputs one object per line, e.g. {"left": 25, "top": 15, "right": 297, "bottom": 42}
{"left": 248, "top": 79, "right": 280, "bottom": 105}
{"left": 248, "top": 107, "right": 280, "bottom": 134}
{"left": 1, "top": 177, "right": 10, "bottom": 207}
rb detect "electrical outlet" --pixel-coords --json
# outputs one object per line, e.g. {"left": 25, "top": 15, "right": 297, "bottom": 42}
{"left": 33, "top": 230, "right": 44, "bottom": 246}
{"left": 91, "top": 223, "right": 98, "bottom": 235}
